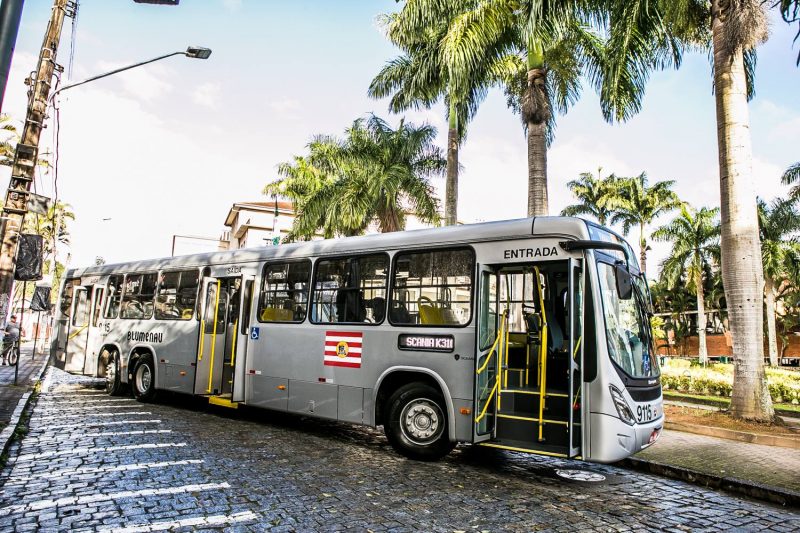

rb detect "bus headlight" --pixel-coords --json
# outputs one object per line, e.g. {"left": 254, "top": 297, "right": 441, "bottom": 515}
{"left": 609, "top": 385, "right": 636, "bottom": 426}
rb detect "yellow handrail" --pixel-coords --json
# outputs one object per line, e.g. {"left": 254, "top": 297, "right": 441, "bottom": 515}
{"left": 476, "top": 311, "right": 506, "bottom": 375}
{"left": 475, "top": 310, "right": 507, "bottom": 424}
{"left": 197, "top": 320, "right": 206, "bottom": 361}
{"left": 206, "top": 280, "right": 222, "bottom": 394}
{"left": 230, "top": 319, "right": 239, "bottom": 367}
{"left": 535, "top": 267, "right": 549, "bottom": 442}
{"left": 475, "top": 379, "right": 499, "bottom": 423}
{"left": 68, "top": 324, "right": 88, "bottom": 340}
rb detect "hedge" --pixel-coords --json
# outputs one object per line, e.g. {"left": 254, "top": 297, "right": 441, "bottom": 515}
{"left": 660, "top": 360, "right": 800, "bottom": 405}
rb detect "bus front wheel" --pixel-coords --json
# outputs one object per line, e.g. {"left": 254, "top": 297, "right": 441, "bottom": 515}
{"left": 132, "top": 355, "right": 157, "bottom": 402}
{"left": 385, "top": 382, "right": 454, "bottom": 461}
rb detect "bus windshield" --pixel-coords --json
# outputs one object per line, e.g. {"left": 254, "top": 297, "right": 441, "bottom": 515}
{"left": 597, "top": 262, "right": 658, "bottom": 379}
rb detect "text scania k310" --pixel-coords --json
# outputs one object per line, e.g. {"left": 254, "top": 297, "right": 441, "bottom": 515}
{"left": 52, "top": 216, "right": 663, "bottom": 462}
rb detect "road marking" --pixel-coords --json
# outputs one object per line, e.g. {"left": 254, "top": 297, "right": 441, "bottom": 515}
{"left": 34, "top": 403, "right": 140, "bottom": 412}
{"left": 20, "top": 429, "right": 174, "bottom": 445}
{"left": 39, "top": 398, "right": 134, "bottom": 403}
{"left": 41, "top": 419, "right": 162, "bottom": 429}
{"left": 0, "top": 482, "right": 231, "bottom": 516}
{"left": 85, "top": 429, "right": 173, "bottom": 437}
{"left": 13, "top": 441, "right": 185, "bottom": 462}
{"left": 6, "top": 459, "right": 205, "bottom": 482}
{"left": 100, "top": 511, "right": 258, "bottom": 532}
{"left": 30, "top": 411, "right": 152, "bottom": 420}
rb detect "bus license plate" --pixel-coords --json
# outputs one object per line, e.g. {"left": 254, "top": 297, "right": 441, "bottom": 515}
{"left": 636, "top": 403, "right": 659, "bottom": 423}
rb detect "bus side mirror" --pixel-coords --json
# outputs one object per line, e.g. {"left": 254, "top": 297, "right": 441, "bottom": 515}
{"left": 615, "top": 263, "right": 633, "bottom": 300}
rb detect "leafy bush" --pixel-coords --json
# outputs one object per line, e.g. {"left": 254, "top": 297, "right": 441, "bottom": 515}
{"left": 659, "top": 360, "right": 800, "bottom": 404}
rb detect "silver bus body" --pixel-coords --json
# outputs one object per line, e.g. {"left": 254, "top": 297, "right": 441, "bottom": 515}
{"left": 51, "top": 217, "right": 663, "bottom": 463}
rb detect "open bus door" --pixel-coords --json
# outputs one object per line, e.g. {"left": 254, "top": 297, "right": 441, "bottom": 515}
{"left": 64, "top": 284, "right": 92, "bottom": 373}
{"left": 231, "top": 275, "right": 254, "bottom": 403}
{"left": 195, "top": 277, "right": 222, "bottom": 395}
{"left": 474, "top": 265, "right": 499, "bottom": 443}
{"left": 84, "top": 285, "right": 106, "bottom": 376}
{"left": 568, "top": 258, "right": 584, "bottom": 459}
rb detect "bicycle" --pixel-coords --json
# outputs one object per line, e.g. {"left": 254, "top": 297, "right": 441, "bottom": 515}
{"left": 2, "top": 340, "right": 19, "bottom": 366}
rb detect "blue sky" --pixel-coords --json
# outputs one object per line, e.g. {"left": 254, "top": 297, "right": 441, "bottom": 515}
{"left": 2, "top": 1, "right": 799, "bottom": 273}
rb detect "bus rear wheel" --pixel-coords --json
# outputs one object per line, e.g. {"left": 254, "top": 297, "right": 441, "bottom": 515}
{"left": 132, "top": 355, "right": 157, "bottom": 402}
{"left": 104, "top": 350, "right": 126, "bottom": 396}
{"left": 385, "top": 383, "right": 454, "bottom": 461}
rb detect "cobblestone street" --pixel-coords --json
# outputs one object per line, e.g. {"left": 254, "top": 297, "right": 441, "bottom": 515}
{"left": 0, "top": 367, "right": 798, "bottom": 532}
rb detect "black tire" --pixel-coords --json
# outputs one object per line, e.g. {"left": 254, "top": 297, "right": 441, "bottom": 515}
{"left": 384, "top": 382, "right": 454, "bottom": 461}
{"left": 104, "top": 350, "right": 127, "bottom": 396}
{"left": 132, "top": 354, "right": 157, "bottom": 402}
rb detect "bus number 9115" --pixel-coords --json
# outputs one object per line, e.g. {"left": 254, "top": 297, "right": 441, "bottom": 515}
{"left": 637, "top": 404, "right": 655, "bottom": 423}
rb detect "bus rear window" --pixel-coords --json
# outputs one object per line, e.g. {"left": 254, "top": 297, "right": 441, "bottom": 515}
{"left": 390, "top": 248, "right": 474, "bottom": 327}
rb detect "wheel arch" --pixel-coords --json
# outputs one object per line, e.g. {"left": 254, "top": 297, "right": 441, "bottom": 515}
{"left": 127, "top": 344, "right": 158, "bottom": 385}
{"left": 373, "top": 366, "right": 456, "bottom": 442}
{"left": 96, "top": 343, "right": 122, "bottom": 378}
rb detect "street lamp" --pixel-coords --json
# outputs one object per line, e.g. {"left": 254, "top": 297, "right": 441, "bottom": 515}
{"left": 49, "top": 46, "right": 212, "bottom": 100}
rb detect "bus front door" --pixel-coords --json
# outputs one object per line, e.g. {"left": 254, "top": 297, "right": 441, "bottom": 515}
{"left": 231, "top": 276, "right": 254, "bottom": 403}
{"left": 64, "top": 285, "right": 92, "bottom": 373}
{"left": 474, "top": 265, "right": 499, "bottom": 443}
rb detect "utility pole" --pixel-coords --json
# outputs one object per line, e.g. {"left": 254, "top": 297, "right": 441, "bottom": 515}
{"left": 0, "top": 0, "right": 73, "bottom": 325}
{"left": 0, "top": 0, "right": 26, "bottom": 113}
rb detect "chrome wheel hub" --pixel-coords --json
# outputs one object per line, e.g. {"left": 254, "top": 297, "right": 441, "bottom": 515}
{"left": 136, "top": 364, "right": 152, "bottom": 392}
{"left": 106, "top": 356, "right": 116, "bottom": 390}
{"left": 400, "top": 399, "right": 443, "bottom": 445}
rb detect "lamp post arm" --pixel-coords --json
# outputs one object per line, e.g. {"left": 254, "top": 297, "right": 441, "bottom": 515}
{"left": 49, "top": 50, "right": 185, "bottom": 101}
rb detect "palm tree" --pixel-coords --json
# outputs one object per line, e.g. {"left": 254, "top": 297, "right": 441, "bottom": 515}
{"left": 782, "top": 162, "right": 800, "bottom": 199}
{"left": 656, "top": 0, "right": 775, "bottom": 421}
{"left": 369, "top": 0, "right": 502, "bottom": 226}
{"left": 608, "top": 173, "right": 682, "bottom": 273}
{"left": 758, "top": 197, "right": 800, "bottom": 367}
{"left": 265, "top": 115, "right": 445, "bottom": 239}
{"left": 423, "top": 1, "right": 681, "bottom": 217}
{"left": 560, "top": 169, "right": 621, "bottom": 226}
{"left": 653, "top": 205, "right": 721, "bottom": 364}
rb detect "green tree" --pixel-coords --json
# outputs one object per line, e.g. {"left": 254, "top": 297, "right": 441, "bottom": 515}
{"left": 0, "top": 113, "right": 19, "bottom": 166}
{"left": 369, "top": 0, "right": 504, "bottom": 226}
{"left": 265, "top": 115, "right": 445, "bottom": 239}
{"left": 781, "top": 162, "right": 800, "bottom": 199}
{"left": 757, "top": 197, "right": 800, "bottom": 367}
{"left": 653, "top": 205, "right": 721, "bottom": 363}
{"left": 560, "top": 169, "right": 621, "bottom": 226}
{"left": 608, "top": 173, "right": 682, "bottom": 273}
{"left": 654, "top": 0, "right": 775, "bottom": 421}
{"left": 422, "top": 0, "right": 680, "bottom": 217}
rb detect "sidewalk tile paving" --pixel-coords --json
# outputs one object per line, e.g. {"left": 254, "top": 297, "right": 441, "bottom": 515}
{"left": 0, "top": 345, "right": 47, "bottom": 426}
{"left": 636, "top": 427, "right": 800, "bottom": 494}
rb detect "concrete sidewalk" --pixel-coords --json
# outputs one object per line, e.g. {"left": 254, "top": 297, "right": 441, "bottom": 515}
{"left": 0, "top": 344, "right": 48, "bottom": 426}
{"left": 625, "top": 427, "right": 800, "bottom": 506}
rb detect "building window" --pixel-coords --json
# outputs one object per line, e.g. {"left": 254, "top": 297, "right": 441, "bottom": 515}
{"left": 311, "top": 254, "right": 388, "bottom": 324}
{"left": 155, "top": 269, "right": 200, "bottom": 320}
{"left": 258, "top": 260, "right": 311, "bottom": 323}
{"left": 120, "top": 273, "right": 157, "bottom": 320}
{"left": 390, "top": 248, "right": 474, "bottom": 326}
{"left": 104, "top": 275, "right": 123, "bottom": 319}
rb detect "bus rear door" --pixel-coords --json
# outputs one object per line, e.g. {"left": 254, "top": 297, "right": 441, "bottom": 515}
{"left": 64, "top": 284, "right": 92, "bottom": 373}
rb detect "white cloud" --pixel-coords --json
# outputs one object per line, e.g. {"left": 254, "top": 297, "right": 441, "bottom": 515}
{"left": 268, "top": 98, "right": 302, "bottom": 119}
{"left": 222, "top": 0, "right": 242, "bottom": 10}
{"left": 93, "top": 60, "right": 173, "bottom": 102}
{"left": 192, "top": 82, "right": 221, "bottom": 108}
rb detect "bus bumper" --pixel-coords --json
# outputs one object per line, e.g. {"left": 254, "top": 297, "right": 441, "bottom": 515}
{"left": 589, "top": 413, "right": 664, "bottom": 463}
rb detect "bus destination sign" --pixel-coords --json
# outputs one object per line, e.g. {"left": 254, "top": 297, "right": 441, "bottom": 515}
{"left": 398, "top": 334, "right": 455, "bottom": 353}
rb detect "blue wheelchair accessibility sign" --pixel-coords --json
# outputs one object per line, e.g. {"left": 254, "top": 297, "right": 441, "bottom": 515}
{"left": 250, "top": 327, "right": 260, "bottom": 340}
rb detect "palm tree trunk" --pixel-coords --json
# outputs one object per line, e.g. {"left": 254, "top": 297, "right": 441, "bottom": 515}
{"left": 695, "top": 269, "right": 708, "bottom": 365}
{"left": 525, "top": 40, "right": 548, "bottom": 217}
{"left": 445, "top": 99, "right": 459, "bottom": 226}
{"left": 712, "top": 1, "right": 773, "bottom": 421}
{"left": 764, "top": 276, "right": 779, "bottom": 367}
{"left": 639, "top": 222, "right": 647, "bottom": 274}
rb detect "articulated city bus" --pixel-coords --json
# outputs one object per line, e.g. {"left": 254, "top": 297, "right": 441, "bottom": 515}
{"left": 52, "top": 217, "right": 663, "bottom": 462}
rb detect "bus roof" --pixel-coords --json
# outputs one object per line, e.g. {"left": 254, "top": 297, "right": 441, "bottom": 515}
{"left": 66, "top": 216, "right": 595, "bottom": 278}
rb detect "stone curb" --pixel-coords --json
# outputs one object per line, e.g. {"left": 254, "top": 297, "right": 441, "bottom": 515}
{"left": 664, "top": 421, "right": 800, "bottom": 450}
{"left": 0, "top": 356, "right": 50, "bottom": 459}
{"left": 620, "top": 456, "right": 800, "bottom": 507}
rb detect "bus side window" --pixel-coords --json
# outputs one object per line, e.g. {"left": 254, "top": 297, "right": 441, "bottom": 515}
{"left": 258, "top": 260, "right": 311, "bottom": 323}
{"left": 92, "top": 288, "right": 105, "bottom": 327}
{"left": 104, "top": 275, "right": 123, "bottom": 319}
{"left": 156, "top": 269, "right": 200, "bottom": 320}
{"left": 60, "top": 278, "right": 78, "bottom": 318}
{"left": 121, "top": 273, "right": 157, "bottom": 320}
{"left": 390, "top": 248, "right": 474, "bottom": 326}
{"left": 311, "top": 254, "right": 388, "bottom": 324}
